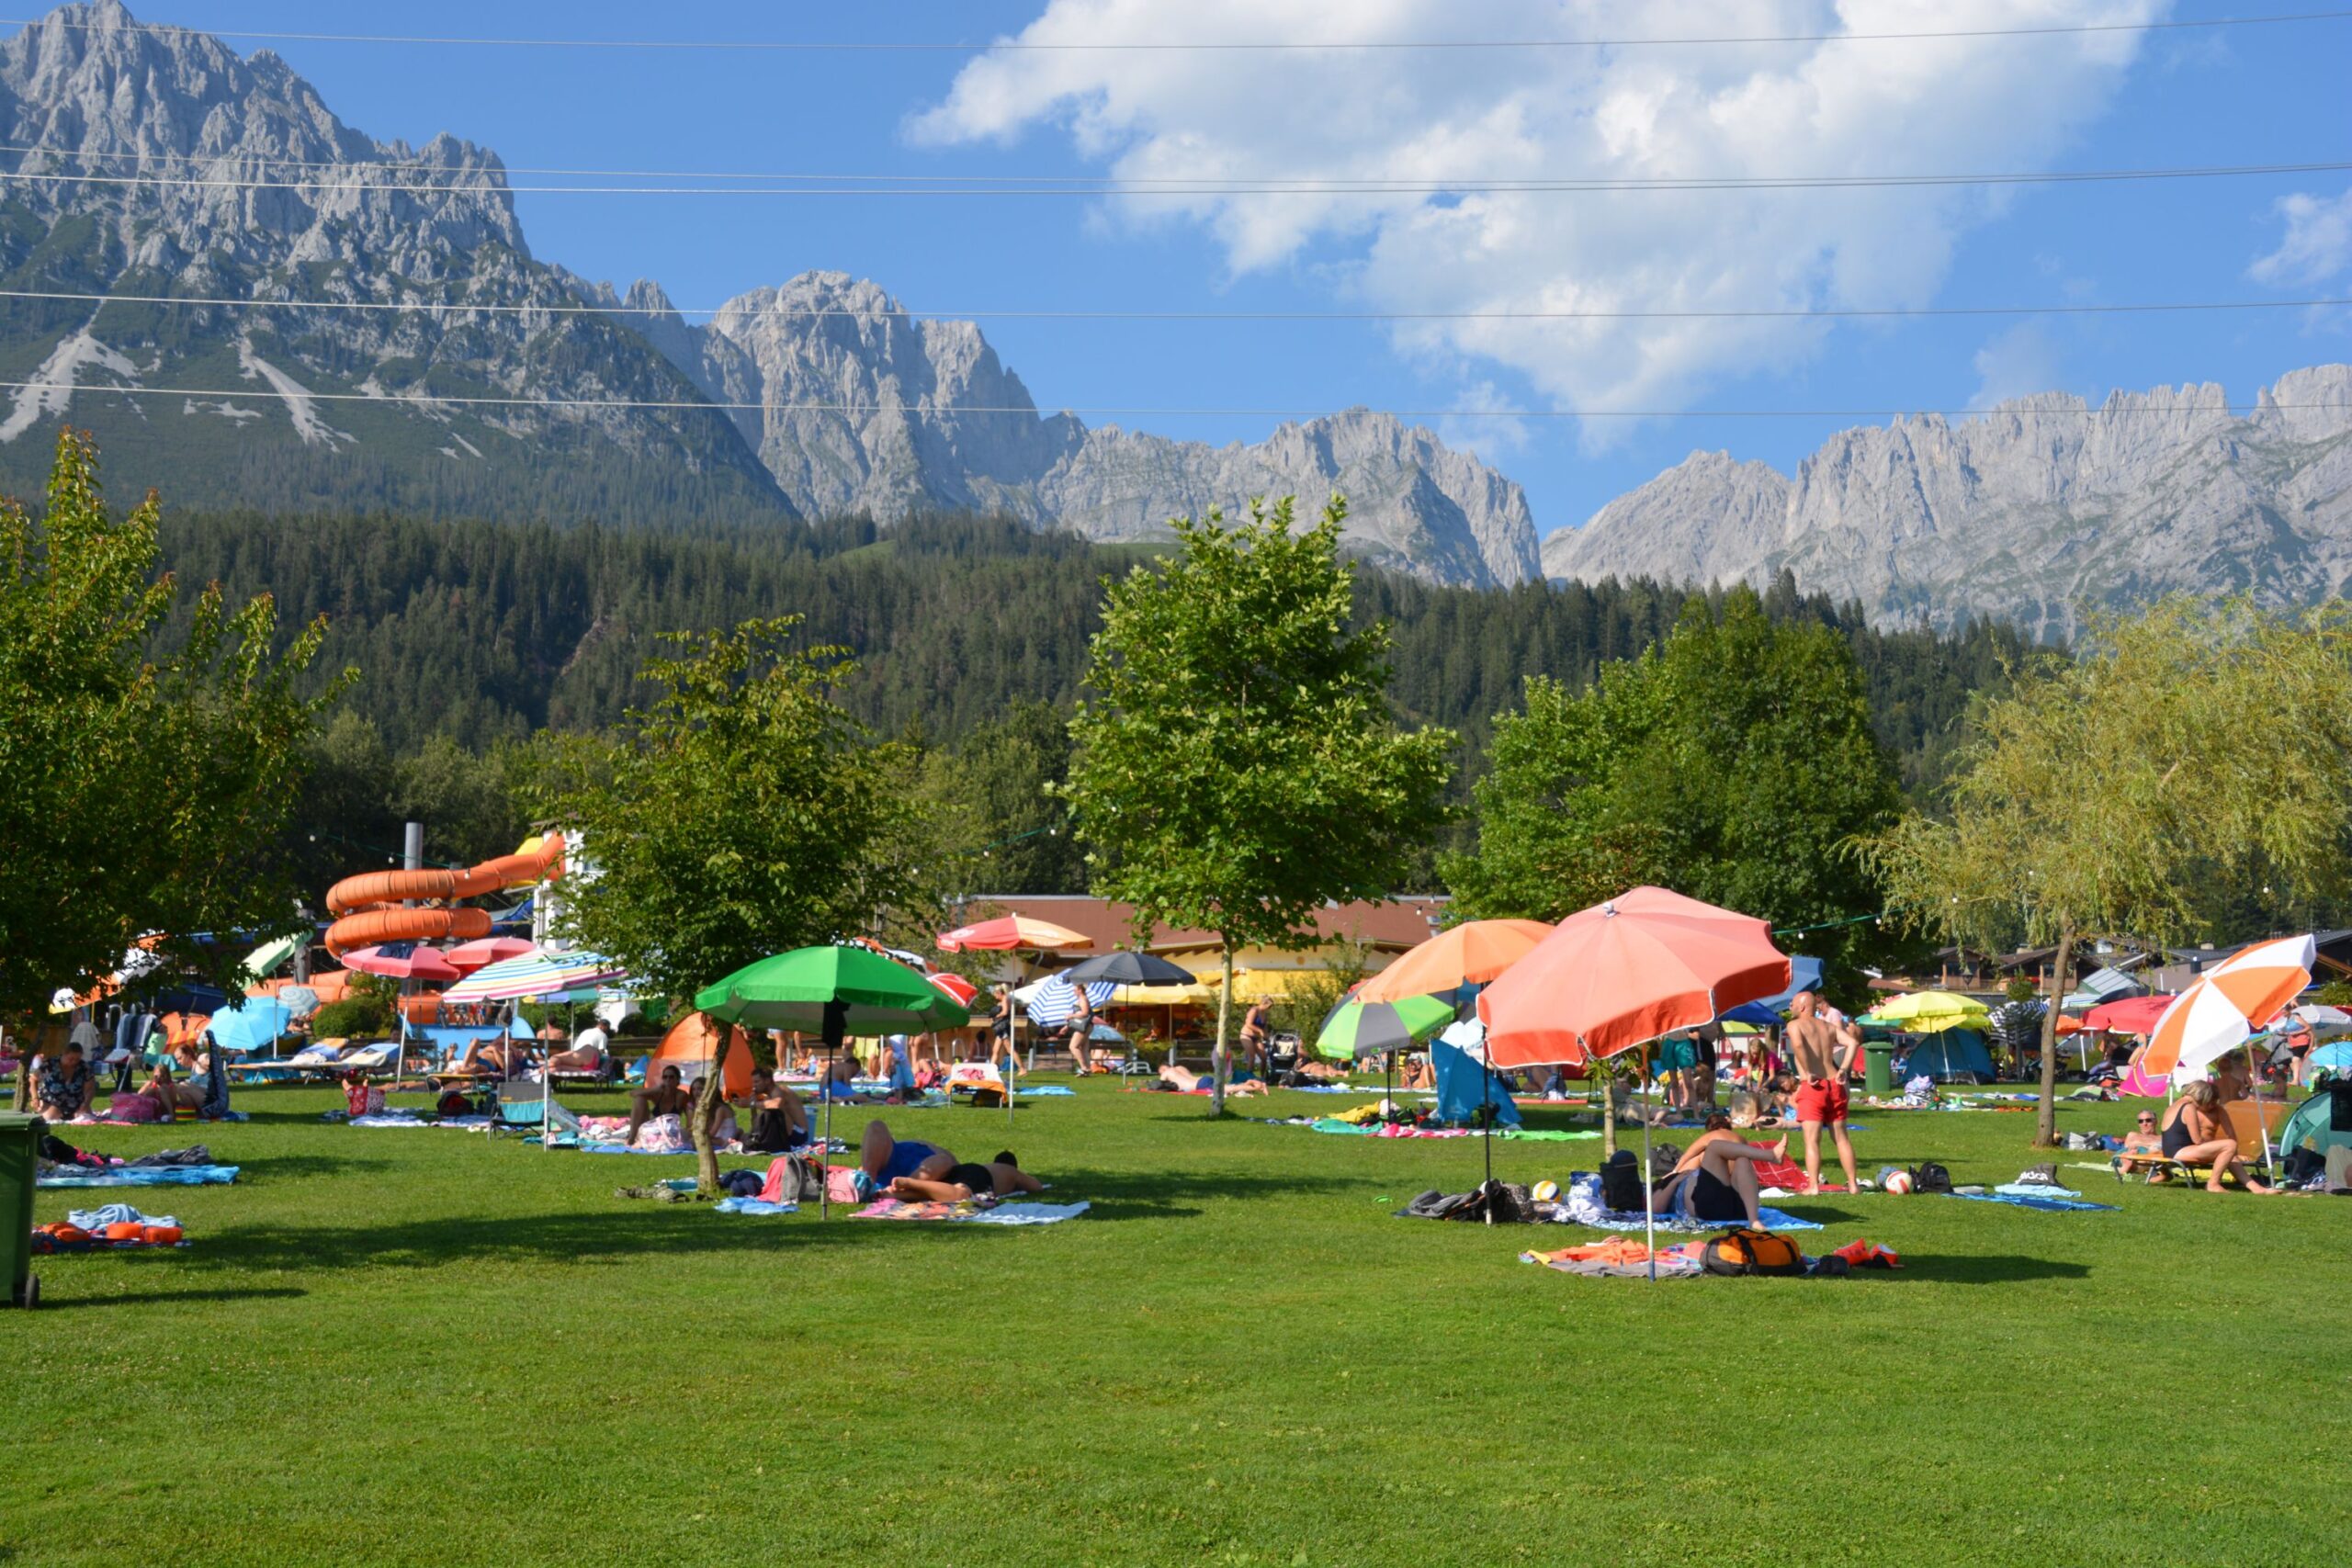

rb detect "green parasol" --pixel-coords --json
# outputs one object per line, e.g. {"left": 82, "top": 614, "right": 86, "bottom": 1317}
{"left": 1315, "top": 993, "right": 1455, "bottom": 1060}
{"left": 696, "top": 946, "right": 971, "bottom": 1219}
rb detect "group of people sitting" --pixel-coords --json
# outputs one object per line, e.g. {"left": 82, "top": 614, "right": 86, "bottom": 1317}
{"left": 30, "top": 1035, "right": 231, "bottom": 1124}
{"left": 2115, "top": 1071, "right": 2277, "bottom": 1193}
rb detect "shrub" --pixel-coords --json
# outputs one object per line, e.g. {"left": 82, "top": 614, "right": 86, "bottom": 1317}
{"left": 312, "top": 996, "right": 392, "bottom": 1039}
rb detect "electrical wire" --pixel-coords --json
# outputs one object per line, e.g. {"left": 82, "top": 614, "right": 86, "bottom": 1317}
{"left": 2, "top": 160, "right": 2342, "bottom": 197}
{"left": 11, "top": 382, "right": 2337, "bottom": 420}
{"left": 3, "top": 8, "right": 2344, "bottom": 52}
{"left": 2, "top": 284, "right": 2343, "bottom": 322}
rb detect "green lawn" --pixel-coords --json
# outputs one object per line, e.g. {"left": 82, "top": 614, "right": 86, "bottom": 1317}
{"left": 11, "top": 1079, "right": 2348, "bottom": 1567}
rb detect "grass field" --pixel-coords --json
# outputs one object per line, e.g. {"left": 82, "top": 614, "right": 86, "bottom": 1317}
{"left": 12, "top": 1078, "right": 2349, "bottom": 1567}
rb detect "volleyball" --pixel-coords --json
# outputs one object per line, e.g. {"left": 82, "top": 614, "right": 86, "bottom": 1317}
{"left": 1883, "top": 1170, "right": 1916, "bottom": 1195}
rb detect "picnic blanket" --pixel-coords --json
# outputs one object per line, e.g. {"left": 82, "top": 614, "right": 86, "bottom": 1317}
{"left": 37, "top": 1165, "right": 239, "bottom": 1189}
{"left": 848, "top": 1198, "right": 1091, "bottom": 1224}
{"left": 1011, "top": 1085, "right": 1077, "bottom": 1097}
{"left": 1563, "top": 1203, "right": 1823, "bottom": 1234}
{"left": 1946, "top": 1190, "right": 2118, "bottom": 1213}
{"left": 712, "top": 1198, "right": 800, "bottom": 1216}
{"left": 1523, "top": 1239, "right": 1708, "bottom": 1279}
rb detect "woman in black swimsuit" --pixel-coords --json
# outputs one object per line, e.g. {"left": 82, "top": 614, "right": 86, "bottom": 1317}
{"left": 2157, "top": 1080, "right": 2275, "bottom": 1193}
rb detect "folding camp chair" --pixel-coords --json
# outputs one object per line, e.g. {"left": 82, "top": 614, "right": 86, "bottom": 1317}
{"left": 493, "top": 1079, "right": 580, "bottom": 1144}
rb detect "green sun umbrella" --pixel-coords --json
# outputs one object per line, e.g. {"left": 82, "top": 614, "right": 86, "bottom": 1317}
{"left": 1316, "top": 992, "right": 1455, "bottom": 1061}
{"left": 696, "top": 946, "right": 971, "bottom": 1219}
{"left": 695, "top": 945, "right": 971, "bottom": 1033}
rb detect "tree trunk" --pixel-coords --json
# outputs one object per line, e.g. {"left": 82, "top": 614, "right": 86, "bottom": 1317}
{"left": 2036, "top": 924, "right": 2073, "bottom": 1147}
{"left": 692, "top": 1027, "right": 734, "bottom": 1195}
{"left": 1598, "top": 1069, "right": 1618, "bottom": 1158}
{"left": 1209, "top": 940, "right": 1234, "bottom": 1118}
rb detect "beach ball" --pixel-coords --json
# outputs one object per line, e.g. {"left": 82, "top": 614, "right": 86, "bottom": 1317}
{"left": 1883, "top": 1170, "right": 1915, "bottom": 1195}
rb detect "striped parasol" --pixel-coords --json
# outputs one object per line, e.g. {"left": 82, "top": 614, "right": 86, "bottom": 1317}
{"left": 2143, "top": 934, "right": 2314, "bottom": 1078}
{"left": 442, "top": 950, "right": 628, "bottom": 1004}
{"left": 1021, "top": 975, "right": 1117, "bottom": 1027}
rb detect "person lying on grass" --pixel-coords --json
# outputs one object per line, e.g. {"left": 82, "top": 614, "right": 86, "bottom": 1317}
{"left": 1648, "top": 1113, "right": 1791, "bottom": 1227}
{"left": 2157, "top": 1080, "right": 2276, "bottom": 1193}
{"left": 859, "top": 1119, "right": 956, "bottom": 1197}
{"left": 1156, "top": 1064, "right": 1265, "bottom": 1096}
{"left": 887, "top": 1148, "right": 1050, "bottom": 1203}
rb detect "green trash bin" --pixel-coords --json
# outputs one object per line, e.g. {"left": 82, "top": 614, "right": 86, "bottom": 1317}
{"left": 1862, "top": 1041, "right": 1897, "bottom": 1094}
{"left": 0, "top": 1111, "right": 40, "bottom": 1309}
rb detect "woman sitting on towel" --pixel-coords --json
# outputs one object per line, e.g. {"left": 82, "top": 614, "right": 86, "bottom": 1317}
{"left": 2157, "top": 1081, "right": 2276, "bottom": 1193}
{"left": 887, "top": 1147, "right": 1050, "bottom": 1203}
{"left": 1649, "top": 1113, "right": 1791, "bottom": 1227}
{"left": 171, "top": 1040, "right": 231, "bottom": 1120}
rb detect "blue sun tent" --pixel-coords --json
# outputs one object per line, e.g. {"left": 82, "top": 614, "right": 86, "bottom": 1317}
{"left": 1432, "top": 1037, "right": 1521, "bottom": 1127}
{"left": 1901, "top": 1028, "right": 1996, "bottom": 1083}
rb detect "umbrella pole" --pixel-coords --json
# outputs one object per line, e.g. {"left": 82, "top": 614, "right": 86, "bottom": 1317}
{"left": 1481, "top": 1054, "right": 1495, "bottom": 1223}
{"left": 820, "top": 1045, "right": 832, "bottom": 1223}
{"left": 1641, "top": 1057, "right": 1657, "bottom": 1282}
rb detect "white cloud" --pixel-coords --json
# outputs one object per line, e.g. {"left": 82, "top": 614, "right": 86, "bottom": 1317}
{"left": 912, "top": 0, "right": 2165, "bottom": 440}
{"left": 1433, "top": 379, "right": 1531, "bottom": 461}
{"left": 1968, "top": 321, "right": 2063, "bottom": 409}
{"left": 2249, "top": 188, "right": 2352, "bottom": 287}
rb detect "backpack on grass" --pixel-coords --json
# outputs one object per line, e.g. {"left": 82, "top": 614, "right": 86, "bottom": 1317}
{"left": 1914, "top": 1161, "right": 1954, "bottom": 1194}
{"left": 1701, "top": 1227, "right": 1805, "bottom": 1277}
{"left": 1599, "top": 1150, "right": 1646, "bottom": 1213}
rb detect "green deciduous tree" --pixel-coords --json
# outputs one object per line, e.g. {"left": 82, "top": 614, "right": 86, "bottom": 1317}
{"left": 538, "top": 617, "right": 940, "bottom": 1190}
{"left": 1860, "top": 596, "right": 2352, "bottom": 1144}
{"left": 1446, "top": 588, "right": 1910, "bottom": 994}
{"left": 0, "top": 430, "right": 340, "bottom": 1074}
{"left": 1063, "top": 496, "right": 1454, "bottom": 1113}
{"left": 925, "top": 699, "right": 1087, "bottom": 895}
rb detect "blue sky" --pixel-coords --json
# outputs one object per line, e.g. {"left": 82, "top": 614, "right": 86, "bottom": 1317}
{"left": 90, "top": 1, "right": 2352, "bottom": 534}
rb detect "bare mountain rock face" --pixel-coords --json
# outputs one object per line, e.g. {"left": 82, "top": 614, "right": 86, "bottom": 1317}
{"left": 1542, "top": 367, "right": 2352, "bottom": 633}
{"left": 0, "top": 1, "right": 791, "bottom": 521}
{"left": 628, "top": 271, "right": 1542, "bottom": 588}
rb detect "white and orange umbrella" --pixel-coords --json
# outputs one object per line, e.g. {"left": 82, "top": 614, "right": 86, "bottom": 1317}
{"left": 2141, "top": 934, "right": 2315, "bottom": 1078}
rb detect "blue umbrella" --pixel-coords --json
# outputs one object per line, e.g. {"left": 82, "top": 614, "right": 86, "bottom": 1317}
{"left": 1024, "top": 975, "right": 1117, "bottom": 1027}
{"left": 1719, "top": 954, "right": 1825, "bottom": 1025}
{"left": 277, "top": 986, "right": 321, "bottom": 1021}
{"left": 208, "top": 998, "right": 291, "bottom": 1055}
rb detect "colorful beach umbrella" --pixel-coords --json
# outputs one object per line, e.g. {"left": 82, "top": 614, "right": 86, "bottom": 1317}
{"left": 444, "top": 950, "right": 628, "bottom": 1004}
{"left": 2143, "top": 934, "right": 2315, "bottom": 1078}
{"left": 342, "top": 944, "right": 462, "bottom": 982}
{"left": 1315, "top": 992, "right": 1453, "bottom": 1060}
{"left": 695, "top": 945, "right": 971, "bottom": 1034}
{"left": 1354, "top": 919, "right": 1553, "bottom": 1004}
{"left": 2082, "top": 994, "right": 2175, "bottom": 1036}
{"left": 445, "top": 936, "right": 539, "bottom": 973}
{"left": 1021, "top": 975, "right": 1118, "bottom": 1027}
{"left": 1478, "top": 887, "right": 1791, "bottom": 1068}
{"left": 935, "top": 914, "right": 1093, "bottom": 953}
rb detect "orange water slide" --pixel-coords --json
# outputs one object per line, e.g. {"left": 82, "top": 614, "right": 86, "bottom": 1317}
{"left": 323, "top": 837, "right": 566, "bottom": 956}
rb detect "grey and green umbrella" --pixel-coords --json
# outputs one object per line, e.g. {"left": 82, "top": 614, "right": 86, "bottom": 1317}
{"left": 1316, "top": 991, "right": 1454, "bottom": 1060}
{"left": 696, "top": 946, "right": 971, "bottom": 1219}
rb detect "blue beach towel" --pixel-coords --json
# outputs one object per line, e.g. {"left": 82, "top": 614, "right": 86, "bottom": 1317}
{"left": 39, "top": 1165, "right": 240, "bottom": 1189}
{"left": 1945, "top": 1191, "right": 2117, "bottom": 1213}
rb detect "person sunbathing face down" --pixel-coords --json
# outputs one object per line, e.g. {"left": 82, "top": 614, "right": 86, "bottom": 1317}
{"left": 888, "top": 1149, "right": 1049, "bottom": 1203}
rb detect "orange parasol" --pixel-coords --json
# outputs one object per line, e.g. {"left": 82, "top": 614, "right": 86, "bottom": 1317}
{"left": 2142, "top": 934, "right": 2313, "bottom": 1078}
{"left": 1355, "top": 919, "right": 1553, "bottom": 1004}
{"left": 1478, "top": 887, "right": 1790, "bottom": 1068}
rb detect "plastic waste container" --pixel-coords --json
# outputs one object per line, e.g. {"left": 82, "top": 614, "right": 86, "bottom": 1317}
{"left": 1863, "top": 1041, "right": 1897, "bottom": 1094}
{"left": 0, "top": 1111, "right": 40, "bottom": 1308}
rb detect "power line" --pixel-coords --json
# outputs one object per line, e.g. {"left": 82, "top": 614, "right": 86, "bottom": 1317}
{"left": 9, "top": 381, "right": 2338, "bottom": 420}
{"left": 4, "top": 8, "right": 2344, "bottom": 52}
{"left": 5, "top": 284, "right": 2346, "bottom": 324}
{"left": 2, "top": 159, "right": 2343, "bottom": 198}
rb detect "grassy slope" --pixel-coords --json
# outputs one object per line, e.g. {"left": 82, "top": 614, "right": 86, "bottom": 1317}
{"left": 10, "top": 1080, "right": 2348, "bottom": 1567}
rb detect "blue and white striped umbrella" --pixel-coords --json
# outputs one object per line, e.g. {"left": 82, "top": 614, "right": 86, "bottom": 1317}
{"left": 1022, "top": 975, "right": 1117, "bottom": 1027}
{"left": 442, "top": 950, "right": 628, "bottom": 1004}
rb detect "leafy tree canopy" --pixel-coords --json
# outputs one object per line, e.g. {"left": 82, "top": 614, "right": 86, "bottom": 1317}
{"left": 0, "top": 429, "right": 339, "bottom": 1029}
{"left": 1064, "top": 497, "right": 1454, "bottom": 1110}
{"left": 1445, "top": 587, "right": 1912, "bottom": 994}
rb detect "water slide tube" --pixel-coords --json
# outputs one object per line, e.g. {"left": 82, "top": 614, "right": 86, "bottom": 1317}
{"left": 323, "top": 836, "right": 566, "bottom": 956}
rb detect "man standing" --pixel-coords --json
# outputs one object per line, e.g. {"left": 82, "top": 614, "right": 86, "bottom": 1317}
{"left": 1784, "top": 992, "right": 1860, "bottom": 1195}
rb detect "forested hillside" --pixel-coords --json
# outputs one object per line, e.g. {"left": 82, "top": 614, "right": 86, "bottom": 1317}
{"left": 153, "top": 509, "right": 2033, "bottom": 894}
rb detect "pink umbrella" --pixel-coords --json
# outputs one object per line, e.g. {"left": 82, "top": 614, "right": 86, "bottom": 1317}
{"left": 341, "top": 944, "right": 462, "bottom": 982}
{"left": 2082, "top": 994, "right": 2176, "bottom": 1036}
{"left": 446, "top": 937, "right": 539, "bottom": 973}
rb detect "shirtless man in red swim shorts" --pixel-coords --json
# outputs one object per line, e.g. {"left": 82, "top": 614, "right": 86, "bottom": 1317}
{"left": 1785, "top": 992, "right": 1860, "bottom": 1195}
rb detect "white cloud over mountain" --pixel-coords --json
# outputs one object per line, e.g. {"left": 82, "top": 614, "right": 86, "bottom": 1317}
{"left": 914, "top": 0, "right": 2165, "bottom": 435}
